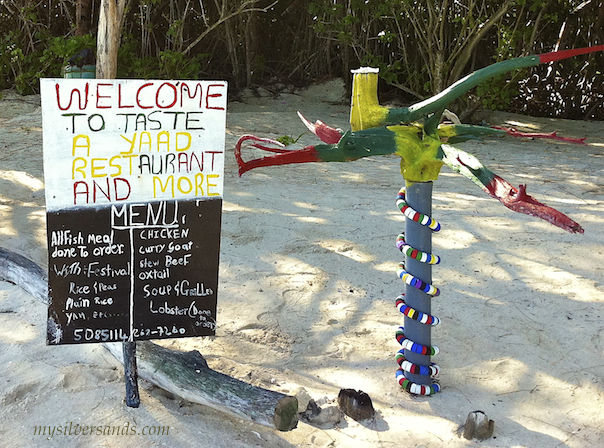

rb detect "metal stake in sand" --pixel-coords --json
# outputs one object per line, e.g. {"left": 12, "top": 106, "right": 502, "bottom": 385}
{"left": 402, "top": 182, "right": 434, "bottom": 387}
{"left": 394, "top": 183, "right": 441, "bottom": 394}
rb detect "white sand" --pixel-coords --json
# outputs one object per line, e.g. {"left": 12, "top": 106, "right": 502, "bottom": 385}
{"left": 1, "top": 83, "right": 603, "bottom": 447}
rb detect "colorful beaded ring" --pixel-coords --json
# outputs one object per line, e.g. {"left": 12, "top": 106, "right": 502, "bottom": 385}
{"left": 396, "top": 188, "right": 441, "bottom": 232}
{"left": 395, "top": 326, "right": 439, "bottom": 356}
{"left": 396, "top": 350, "right": 440, "bottom": 377}
{"left": 397, "top": 263, "right": 440, "bottom": 297}
{"left": 395, "top": 295, "right": 440, "bottom": 326}
{"left": 396, "top": 368, "right": 441, "bottom": 395}
{"left": 396, "top": 233, "right": 441, "bottom": 265}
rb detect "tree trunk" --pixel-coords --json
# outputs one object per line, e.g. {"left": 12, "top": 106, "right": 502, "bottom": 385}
{"left": 245, "top": 10, "right": 257, "bottom": 87}
{"left": 96, "top": 0, "right": 127, "bottom": 79}
{"left": 75, "top": 0, "right": 93, "bottom": 36}
{"left": 224, "top": 16, "right": 242, "bottom": 89}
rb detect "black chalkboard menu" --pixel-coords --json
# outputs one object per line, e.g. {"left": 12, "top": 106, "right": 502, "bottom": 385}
{"left": 41, "top": 79, "right": 227, "bottom": 344}
{"left": 46, "top": 199, "right": 221, "bottom": 343}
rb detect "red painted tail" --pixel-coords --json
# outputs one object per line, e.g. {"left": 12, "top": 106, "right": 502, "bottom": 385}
{"left": 539, "top": 44, "right": 604, "bottom": 63}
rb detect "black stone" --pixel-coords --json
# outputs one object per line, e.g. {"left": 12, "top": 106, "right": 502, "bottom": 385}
{"left": 337, "top": 388, "right": 375, "bottom": 421}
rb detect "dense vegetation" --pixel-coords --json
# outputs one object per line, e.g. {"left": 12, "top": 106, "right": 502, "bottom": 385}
{"left": 1, "top": 0, "right": 603, "bottom": 119}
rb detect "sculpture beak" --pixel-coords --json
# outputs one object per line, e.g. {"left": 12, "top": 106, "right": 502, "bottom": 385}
{"left": 440, "top": 144, "right": 584, "bottom": 234}
{"left": 297, "top": 112, "right": 343, "bottom": 144}
{"left": 485, "top": 176, "right": 584, "bottom": 234}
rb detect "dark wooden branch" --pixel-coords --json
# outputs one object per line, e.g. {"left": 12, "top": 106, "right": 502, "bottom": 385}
{"left": 0, "top": 247, "right": 298, "bottom": 431}
{"left": 123, "top": 341, "right": 141, "bottom": 408}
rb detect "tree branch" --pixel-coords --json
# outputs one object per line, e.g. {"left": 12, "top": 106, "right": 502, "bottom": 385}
{"left": 448, "top": 0, "right": 513, "bottom": 84}
{"left": 182, "top": 0, "right": 277, "bottom": 56}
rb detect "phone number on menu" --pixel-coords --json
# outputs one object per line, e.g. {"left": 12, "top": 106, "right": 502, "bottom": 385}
{"left": 133, "top": 325, "right": 186, "bottom": 338}
{"left": 72, "top": 326, "right": 186, "bottom": 341}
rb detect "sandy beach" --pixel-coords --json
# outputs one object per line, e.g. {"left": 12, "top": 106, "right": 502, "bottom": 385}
{"left": 1, "top": 81, "right": 603, "bottom": 447}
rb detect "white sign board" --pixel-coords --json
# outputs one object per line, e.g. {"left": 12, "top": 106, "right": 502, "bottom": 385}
{"left": 41, "top": 79, "right": 227, "bottom": 210}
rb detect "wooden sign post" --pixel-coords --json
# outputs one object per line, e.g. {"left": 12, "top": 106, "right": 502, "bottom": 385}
{"left": 41, "top": 79, "right": 227, "bottom": 404}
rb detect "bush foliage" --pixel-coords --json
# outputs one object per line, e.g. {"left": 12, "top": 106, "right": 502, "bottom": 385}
{"left": 1, "top": 0, "right": 602, "bottom": 119}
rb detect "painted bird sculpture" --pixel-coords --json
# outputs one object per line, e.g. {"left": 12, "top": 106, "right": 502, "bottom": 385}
{"left": 236, "top": 45, "right": 604, "bottom": 234}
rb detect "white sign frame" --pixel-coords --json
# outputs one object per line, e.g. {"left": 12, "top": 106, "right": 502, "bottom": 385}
{"left": 41, "top": 79, "right": 227, "bottom": 211}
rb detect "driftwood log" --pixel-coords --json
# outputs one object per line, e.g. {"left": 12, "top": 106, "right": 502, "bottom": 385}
{"left": 0, "top": 247, "right": 298, "bottom": 431}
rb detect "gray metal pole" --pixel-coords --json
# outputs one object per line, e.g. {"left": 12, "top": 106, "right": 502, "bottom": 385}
{"left": 403, "top": 181, "right": 434, "bottom": 386}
